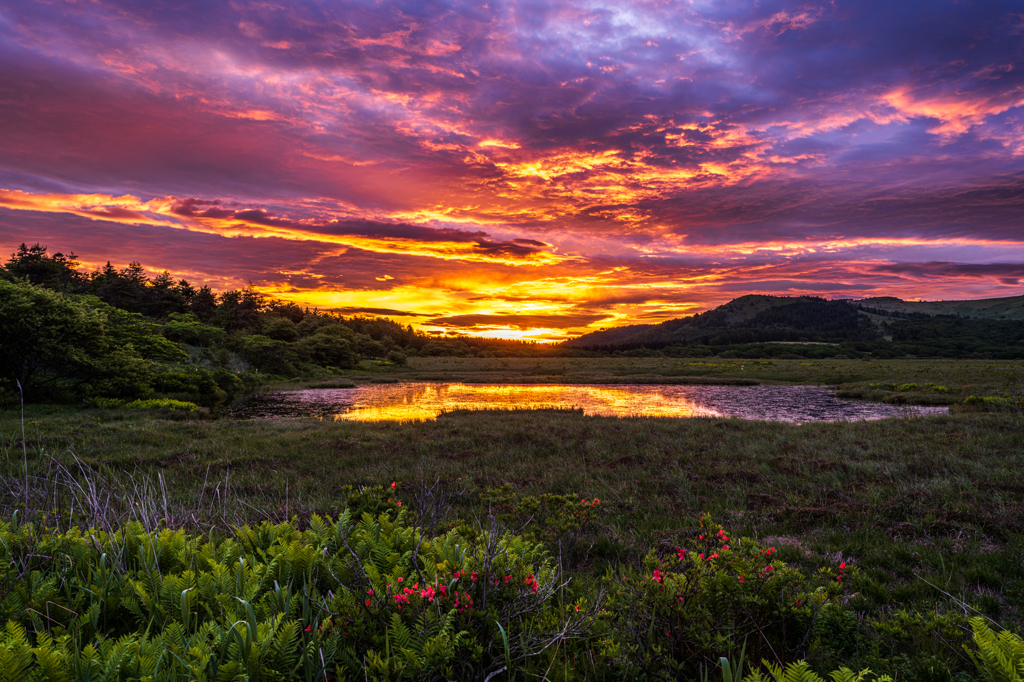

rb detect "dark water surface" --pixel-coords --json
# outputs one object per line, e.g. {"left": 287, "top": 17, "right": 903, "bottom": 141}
{"left": 227, "top": 383, "right": 948, "bottom": 422}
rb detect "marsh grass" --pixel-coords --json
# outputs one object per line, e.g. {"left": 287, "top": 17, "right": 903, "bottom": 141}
{"left": 2, "top": 395, "right": 1023, "bottom": 632}
{"left": 294, "top": 356, "right": 1024, "bottom": 407}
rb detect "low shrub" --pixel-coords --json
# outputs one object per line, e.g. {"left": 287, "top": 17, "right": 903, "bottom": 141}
{"left": 125, "top": 398, "right": 202, "bottom": 413}
{"left": 600, "top": 516, "right": 850, "bottom": 680}
{"left": 0, "top": 505, "right": 589, "bottom": 680}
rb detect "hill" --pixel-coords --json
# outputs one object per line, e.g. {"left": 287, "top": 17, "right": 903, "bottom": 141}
{"left": 565, "top": 295, "right": 875, "bottom": 348}
{"left": 564, "top": 294, "right": 1024, "bottom": 359}
{"left": 857, "top": 295, "right": 1024, "bottom": 320}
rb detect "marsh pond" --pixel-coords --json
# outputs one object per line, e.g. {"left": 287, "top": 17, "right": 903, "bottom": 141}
{"left": 227, "top": 382, "right": 948, "bottom": 422}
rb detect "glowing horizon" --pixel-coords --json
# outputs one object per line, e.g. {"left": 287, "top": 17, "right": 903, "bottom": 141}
{"left": 1, "top": 0, "right": 1022, "bottom": 342}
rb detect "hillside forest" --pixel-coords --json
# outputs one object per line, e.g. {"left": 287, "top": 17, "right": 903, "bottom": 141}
{"left": 0, "top": 244, "right": 538, "bottom": 405}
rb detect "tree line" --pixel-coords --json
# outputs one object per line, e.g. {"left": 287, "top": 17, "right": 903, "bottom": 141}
{"left": 0, "top": 244, "right": 553, "bottom": 405}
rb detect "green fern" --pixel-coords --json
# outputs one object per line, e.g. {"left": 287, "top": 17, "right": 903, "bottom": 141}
{"left": 967, "top": 617, "right": 1024, "bottom": 682}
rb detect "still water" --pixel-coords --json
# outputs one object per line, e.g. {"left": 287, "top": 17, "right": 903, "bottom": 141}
{"left": 227, "top": 383, "right": 948, "bottom": 422}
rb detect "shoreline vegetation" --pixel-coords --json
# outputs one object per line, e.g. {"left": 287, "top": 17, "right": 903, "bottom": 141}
{"left": 2, "top": 244, "right": 1024, "bottom": 678}
{"left": 2, "top": 243, "right": 1024, "bottom": 412}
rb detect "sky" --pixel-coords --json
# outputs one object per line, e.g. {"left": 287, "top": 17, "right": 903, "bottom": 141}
{"left": 1, "top": 0, "right": 1023, "bottom": 341}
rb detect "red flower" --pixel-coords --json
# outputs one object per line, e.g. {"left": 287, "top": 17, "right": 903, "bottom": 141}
{"left": 652, "top": 570, "right": 663, "bottom": 583}
{"left": 391, "top": 482, "right": 397, "bottom": 489}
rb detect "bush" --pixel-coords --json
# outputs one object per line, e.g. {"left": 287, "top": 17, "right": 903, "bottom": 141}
{"left": 125, "top": 398, "right": 202, "bottom": 413}
{"left": 0, "top": 505, "right": 590, "bottom": 680}
{"left": 601, "top": 517, "right": 850, "bottom": 679}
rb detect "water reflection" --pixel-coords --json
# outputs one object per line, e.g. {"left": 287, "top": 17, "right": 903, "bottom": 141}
{"left": 227, "top": 382, "right": 949, "bottom": 423}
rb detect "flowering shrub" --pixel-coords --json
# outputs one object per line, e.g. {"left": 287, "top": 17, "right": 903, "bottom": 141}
{"left": 600, "top": 516, "right": 850, "bottom": 680}
{"left": 0, "top": 499, "right": 591, "bottom": 680}
{"left": 482, "top": 485, "right": 608, "bottom": 567}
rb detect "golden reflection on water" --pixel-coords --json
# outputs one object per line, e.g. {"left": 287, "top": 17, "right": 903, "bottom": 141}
{"left": 337, "top": 383, "right": 722, "bottom": 421}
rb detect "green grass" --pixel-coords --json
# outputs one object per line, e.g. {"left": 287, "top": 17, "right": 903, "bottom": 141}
{"left": 3, "top": 377, "right": 1023, "bottom": 632}
{"left": 305, "top": 356, "right": 1024, "bottom": 406}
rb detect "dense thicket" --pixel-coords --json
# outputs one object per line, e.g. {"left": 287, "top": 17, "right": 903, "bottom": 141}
{"left": 0, "top": 244, "right": 555, "bottom": 404}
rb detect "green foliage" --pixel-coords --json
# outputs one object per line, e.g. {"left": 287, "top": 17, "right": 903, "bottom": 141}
{"left": 483, "top": 485, "right": 608, "bottom": 566}
{"left": 84, "top": 299, "right": 188, "bottom": 362}
{"left": 161, "top": 313, "right": 227, "bottom": 347}
{"left": 0, "top": 494, "right": 578, "bottom": 680}
{"left": 601, "top": 517, "right": 849, "bottom": 679}
{"left": 125, "top": 398, "right": 202, "bottom": 413}
{"left": 0, "top": 279, "right": 156, "bottom": 400}
{"left": 744, "top": 660, "right": 892, "bottom": 682}
{"left": 962, "top": 395, "right": 1023, "bottom": 412}
{"left": 966, "top": 618, "right": 1024, "bottom": 682}
{"left": 295, "top": 327, "right": 357, "bottom": 369}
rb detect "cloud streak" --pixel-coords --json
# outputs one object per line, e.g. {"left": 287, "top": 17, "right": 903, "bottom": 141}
{"left": 0, "top": 0, "right": 1022, "bottom": 339}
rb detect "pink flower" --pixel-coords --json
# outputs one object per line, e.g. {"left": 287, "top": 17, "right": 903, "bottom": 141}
{"left": 652, "top": 570, "right": 663, "bottom": 583}
{"left": 397, "top": 502, "right": 401, "bottom": 507}
{"left": 365, "top": 599, "right": 371, "bottom": 607}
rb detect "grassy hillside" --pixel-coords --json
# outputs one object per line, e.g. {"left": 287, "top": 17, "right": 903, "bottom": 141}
{"left": 565, "top": 294, "right": 1024, "bottom": 359}
{"left": 860, "top": 294, "right": 1024, "bottom": 320}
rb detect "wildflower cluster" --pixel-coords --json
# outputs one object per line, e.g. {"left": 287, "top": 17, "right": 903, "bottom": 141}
{"left": 482, "top": 485, "right": 610, "bottom": 567}
{"left": 603, "top": 516, "right": 846, "bottom": 678}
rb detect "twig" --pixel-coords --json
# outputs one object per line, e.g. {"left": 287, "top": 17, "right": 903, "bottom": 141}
{"left": 914, "top": 572, "right": 1004, "bottom": 629}
{"left": 17, "top": 379, "right": 27, "bottom": 514}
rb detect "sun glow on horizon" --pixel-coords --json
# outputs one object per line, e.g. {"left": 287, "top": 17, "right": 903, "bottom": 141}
{"left": 1, "top": 0, "right": 1022, "bottom": 339}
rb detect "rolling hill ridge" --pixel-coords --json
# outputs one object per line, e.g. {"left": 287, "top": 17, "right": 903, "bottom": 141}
{"left": 564, "top": 294, "right": 1024, "bottom": 359}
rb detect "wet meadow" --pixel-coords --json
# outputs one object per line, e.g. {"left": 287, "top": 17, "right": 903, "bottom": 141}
{"left": 2, "top": 357, "right": 1023, "bottom": 680}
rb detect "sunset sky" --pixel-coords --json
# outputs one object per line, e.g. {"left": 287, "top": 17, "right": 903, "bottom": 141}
{"left": 1, "top": 1, "right": 1023, "bottom": 341}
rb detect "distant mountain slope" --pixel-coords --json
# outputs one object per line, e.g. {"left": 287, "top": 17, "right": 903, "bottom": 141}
{"left": 857, "top": 295, "right": 1024, "bottom": 320}
{"left": 565, "top": 293, "right": 1024, "bottom": 350}
{"left": 565, "top": 295, "right": 876, "bottom": 348}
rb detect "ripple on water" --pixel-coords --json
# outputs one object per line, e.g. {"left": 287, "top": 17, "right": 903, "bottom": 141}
{"left": 226, "top": 383, "right": 948, "bottom": 423}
